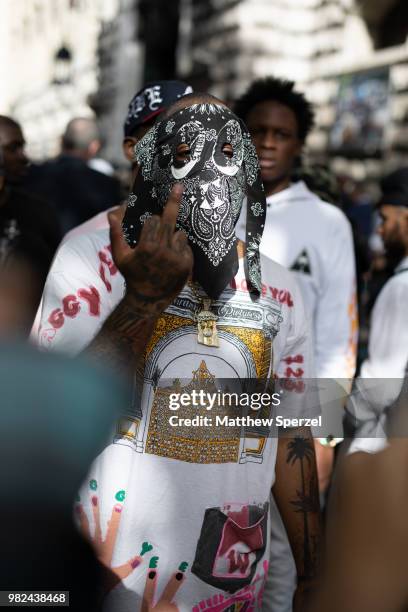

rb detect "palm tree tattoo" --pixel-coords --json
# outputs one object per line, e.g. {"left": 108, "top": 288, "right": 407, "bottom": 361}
{"left": 286, "top": 437, "right": 319, "bottom": 578}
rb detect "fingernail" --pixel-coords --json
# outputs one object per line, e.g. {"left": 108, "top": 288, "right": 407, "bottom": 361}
{"left": 114, "top": 504, "right": 122, "bottom": 513}
{"left": 91, "top": 496, "right": 98, "bottom": 507}
{"left": 175, "top": 572, "right": 183, "bottom": 581}
{"left": 131, "top": 558, "right": 141, "bottom": 569}
{"left": 174, "top": 183, "right": 183, "bottom": 194}
{"left": 148, "top": 571, "right": 156, "bottom": 580}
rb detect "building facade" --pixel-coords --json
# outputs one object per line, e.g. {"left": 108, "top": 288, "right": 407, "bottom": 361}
{"left": 180, "top": 0, "right": 408, "bottom": 179}
{"left": 0, "top": 0, "right": 123, "bottom": 160}
{"left": 1, "top": 0, "right": 407, "bottom": 177}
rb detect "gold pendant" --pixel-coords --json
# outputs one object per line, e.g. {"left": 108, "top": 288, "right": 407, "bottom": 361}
{"left": 196, "top": 299, "right": 220, "bottom": 348}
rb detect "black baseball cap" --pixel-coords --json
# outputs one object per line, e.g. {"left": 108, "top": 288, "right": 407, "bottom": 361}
{"left": 124, "top": 80, "right": 193, "bottom": 137}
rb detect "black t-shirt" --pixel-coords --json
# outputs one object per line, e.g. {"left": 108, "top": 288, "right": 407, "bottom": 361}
{"left": 0, "top": 186, "right": 62, "bottom": 312}
{"left": 0, "top": 186, "right": 61, "bottom": 262}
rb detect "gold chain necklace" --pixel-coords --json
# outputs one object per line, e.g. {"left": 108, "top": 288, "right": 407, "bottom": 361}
{"left": 188, "top": 281, "right": 220, "bottom": 348}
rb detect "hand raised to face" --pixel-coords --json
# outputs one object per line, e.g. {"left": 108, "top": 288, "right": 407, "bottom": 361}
{"left": 109, "top": 183, "right": 193, "bottom": 313}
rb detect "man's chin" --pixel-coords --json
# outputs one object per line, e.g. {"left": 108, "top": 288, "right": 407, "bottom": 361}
{"left": 261, "top": 170, "right": 280, "bottom": 185}
{"left": 261, "top": 172, "right": 290, "bottom": 196}
{"left": 384, "top": 243, "right": 406, "bottom": 269}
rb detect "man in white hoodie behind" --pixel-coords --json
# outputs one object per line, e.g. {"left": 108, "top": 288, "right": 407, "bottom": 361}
{"left": 235, "top": 77, "right": 357, "bottom": 386}
{"left": 235, "top": 77, "right": 357, "bottom": 611}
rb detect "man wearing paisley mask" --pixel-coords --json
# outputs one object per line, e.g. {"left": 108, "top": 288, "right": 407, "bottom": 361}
{"left": 37, "top": 93, "right": 321, "bottom": 611}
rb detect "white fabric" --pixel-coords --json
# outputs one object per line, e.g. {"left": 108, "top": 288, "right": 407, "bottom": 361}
{"left": 30, "top": 210, "right": 116, "bottom": 340}
{"left": 34, "top": 228, "right": 318, "bottom": 611}
{"left": 360, "top": 256, "right": 408, "bottom": 379}
{"left": 237, "top": 181, "right": 357, "bottom": 379}
{"left": 237, "top": 181, "right": 356, "bottom": 611}
{"left": 348, "top": 256, "right": 408, "bottom": 455}
{"left": 88, "top": 158, "right": 115, "bottom": 176}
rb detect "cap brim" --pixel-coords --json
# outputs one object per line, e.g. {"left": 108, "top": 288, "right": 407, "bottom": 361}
{"left": 141, "top": 108, "right": 164, "bottom": 124}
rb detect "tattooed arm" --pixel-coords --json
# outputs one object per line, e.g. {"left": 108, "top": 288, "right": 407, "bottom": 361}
{"left": 85, "top": 184, "right": 193, "bottom": 381}
{"left": 272, "top": 427, "right": 321, "bottom": 612}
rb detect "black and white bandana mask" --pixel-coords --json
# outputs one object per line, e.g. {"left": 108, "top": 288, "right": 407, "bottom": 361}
{"left": 122, "top": 103, "right": 266, "bottom": 299}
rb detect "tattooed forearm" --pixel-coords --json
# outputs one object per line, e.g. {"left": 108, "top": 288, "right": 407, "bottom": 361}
{"left": 83, "top": 184, "right": 193, "bottom": 390}
{"left": 84, "top": 295, "right": 161, "bottom": 381}
{"left": 273, "top": 428, "right": 321, "bottom": 581}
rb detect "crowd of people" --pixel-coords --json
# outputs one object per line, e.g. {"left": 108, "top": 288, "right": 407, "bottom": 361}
{"left": 0, "top": 74, "right": 407, "bottom": 612}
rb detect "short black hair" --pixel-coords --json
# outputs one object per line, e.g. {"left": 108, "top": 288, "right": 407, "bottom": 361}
{"left": 234, "top": 77, "right": 315, "bottom": 142}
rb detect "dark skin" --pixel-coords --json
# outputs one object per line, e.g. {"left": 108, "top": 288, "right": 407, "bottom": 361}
{"left": 377, "top": 204, "right": 408, "bottom": 267}
{"left": 245, "top": 100, "right": 302, "bottom": 197}
{"left": 313, "top": 437, "right": 408, "bottom": 612}
{"left": 85, "top": 183, "right": 193, "bottom": 382}
{"left": 273, "top": 428, "right": 321, "bottom": 612}
{"left": 0, "top": 124, "right": 29, "bottom": 184}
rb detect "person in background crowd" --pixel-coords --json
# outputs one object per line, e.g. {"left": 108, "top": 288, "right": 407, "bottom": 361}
{"left": 235, "top": 77, "right": 357, "bottom": 384}
{"left": 36, "top": 92, "right": 321, "bottom": 612}
{"left": 62, "top": 80, "right": 193, "bottom": 241}
{"left": 235, "top": 77, "right": 358, "bottom": 480}
{"left": 0, "top": 231, "right": 51, "bottom": 338}
{"left": 234, "top": 77, "right": 357, "bottom": 612}
{"left": 296, "top": 166, "right": 370, "bottom": 350}
{"left": 0, "top": 118, "right": 60, "bottom": 330}
{"left": 344, "top": 167, "right": 408, "bottom": 454}
{"left": 0, "top": 116, "right": 61, "bottom": 255}
{"left": 25, "top": 117, "right": 122, "bottom": 233}
{"left": 31, "top": 80, "right": 193, "bottom": 343}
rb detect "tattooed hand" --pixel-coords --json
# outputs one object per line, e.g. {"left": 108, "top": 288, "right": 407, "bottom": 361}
{"left": 109, "top": 183, "right": 193, "bottom": 314}
{"left": 86, "top": 184, "right": 193, "bottom": 377}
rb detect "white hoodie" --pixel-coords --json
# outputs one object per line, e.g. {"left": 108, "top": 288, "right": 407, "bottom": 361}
{"left": 238, "top": 180, "right": 358, "bottom": 380}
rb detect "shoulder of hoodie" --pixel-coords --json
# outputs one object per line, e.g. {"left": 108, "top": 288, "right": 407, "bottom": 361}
{"left": 299, "top": 182, "right": 352, "bottom": 234}
{"left": 375, "top": 267, "right": 408, "bottom": 305}
{"left": 275, "top": 181, "right": 352, "bottom": 236}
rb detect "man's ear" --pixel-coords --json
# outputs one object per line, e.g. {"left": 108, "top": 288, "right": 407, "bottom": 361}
{"left": 123, "top": 137, "right": 138, "bottom": 162}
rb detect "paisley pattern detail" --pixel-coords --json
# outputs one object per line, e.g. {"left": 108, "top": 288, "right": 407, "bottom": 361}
{"left": 246, "top": 233, "right": 263, "bottom": 292}
{"left": 242, "top": 133, "right": 259, "bottom": 187}
{"left": 123, "top": 103, "right": 266, "bottom": 298}
{"left": 135, "top": 125, "right": 159, "bottom": 181}
{"left": 251, "top": 202, "right": 264, "bottom": 217}
{"left": 140, "top": 212, "right": 152, "bottom": 225}
{"left": 189, "top": 103, "right": 225, "bottom": 116}
{"left": 165, "top": 120, "right": 175, "bottom": 134}
{"left": 127, "top": 193, "right": 137, "bottom": 207}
